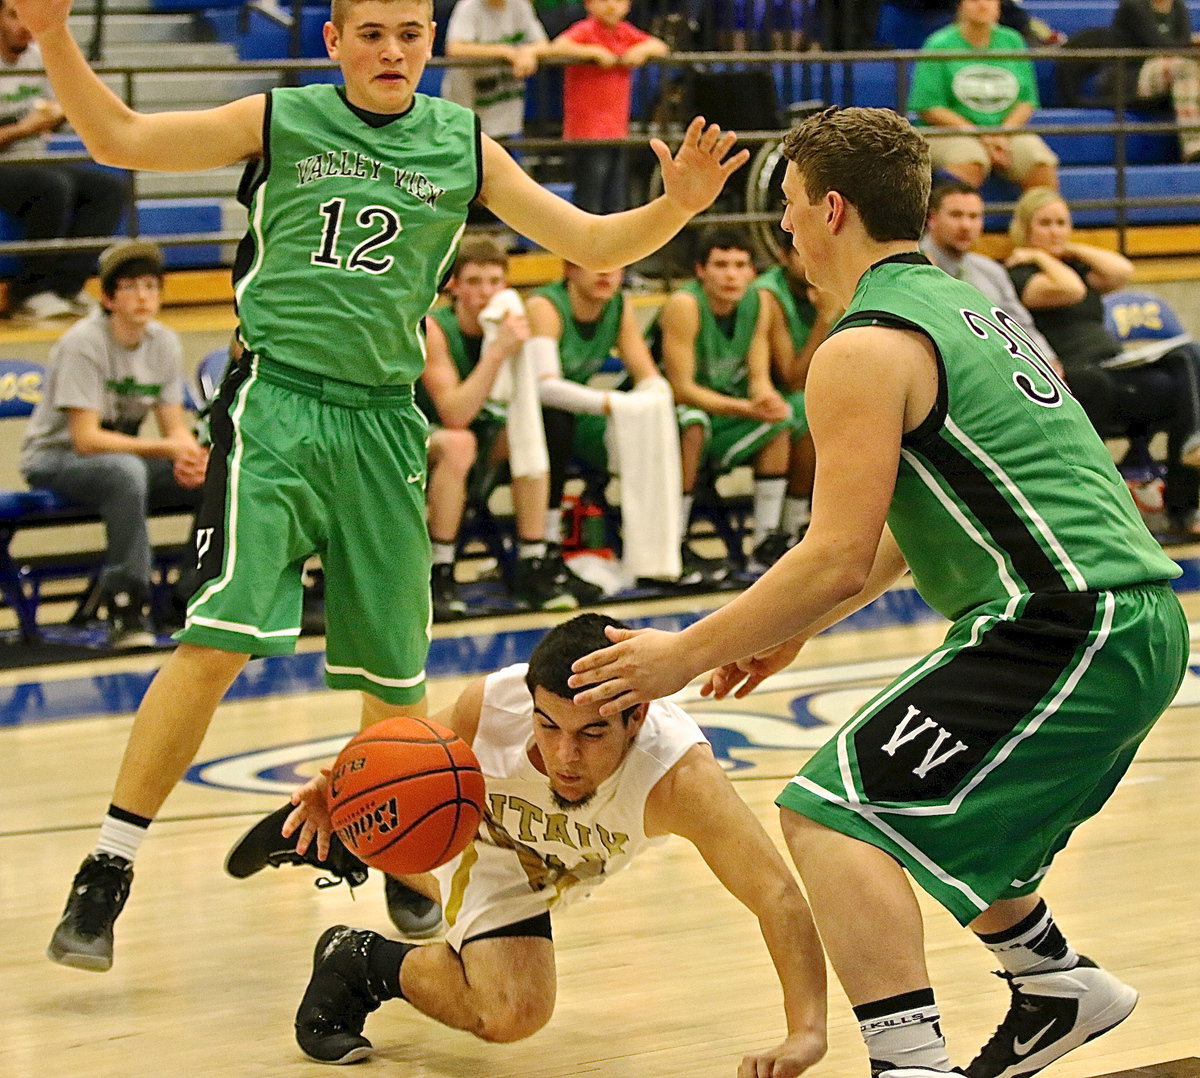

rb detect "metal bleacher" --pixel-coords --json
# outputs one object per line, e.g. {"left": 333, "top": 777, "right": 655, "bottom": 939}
{"left": 3, "top": 0, "right": 1200, "bottom": 285}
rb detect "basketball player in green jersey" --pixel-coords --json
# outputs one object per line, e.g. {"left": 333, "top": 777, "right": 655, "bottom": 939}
{"left": 570, "top": 107, "right": 1188, "bottom": 1078}
{"left": 525, "top": 263, "right": 671, "bottom": 566}
{"left": 655, "top": 227, "right": 810, "bottom": 574}
{"left": 21, "top": 0, "right": 749, "bottom": 973}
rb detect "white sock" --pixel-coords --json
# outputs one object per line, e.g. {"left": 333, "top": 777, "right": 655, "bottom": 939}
{"left": 782, "top": 495, "right": 811, "bottom": 537}
{"left": 430, "top": 541, "right": 456, "bottom": 565}
{"left": 545, "top": 507, "right": 563, "bottom": 545}
{"left": 855, "top": 989, "right": 951, "bottom": 1073}
{"left": 976, "top": 899, "right": 1079, "bottom": 975}
{"left": 95, "top": 809, "right": 150, "bottom": 863}
{"left": 518, "top": 540, "right": 547, "bottom": 560}
{"left": 752, "top": 476, "right": 787, "bottom": 545}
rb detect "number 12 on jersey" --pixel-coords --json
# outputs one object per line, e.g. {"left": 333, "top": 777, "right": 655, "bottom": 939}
{"left": 310, "top": 197, "right": 402, "bottom": 275}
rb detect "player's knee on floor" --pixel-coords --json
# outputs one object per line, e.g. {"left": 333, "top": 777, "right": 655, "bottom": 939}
{"left": 472, "top": 995, "right": 554, "bottom": 1043}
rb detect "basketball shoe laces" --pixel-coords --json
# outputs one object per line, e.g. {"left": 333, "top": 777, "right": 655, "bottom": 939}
{"left": 69, "top": 854, "right": 133, "bottom": 938}
{"left": 279, "top": 835, "right": 369, "bottom": 891}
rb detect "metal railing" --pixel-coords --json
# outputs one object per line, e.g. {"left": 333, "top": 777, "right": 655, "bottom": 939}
{"left": 3, "top": 46, "right": 1199, "bottom": 268}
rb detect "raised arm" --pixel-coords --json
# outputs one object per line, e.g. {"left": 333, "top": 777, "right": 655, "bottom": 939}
{"left": 647, "top": 744, "right": 827, "bottom": 1077}
{"left": 10, "top": 0, "right": 263, "bottom": 170}
{"left": 478, "top": 116, "right": 749, "bottom": 270}
{"left": 421, "top": 314, "right": 513, "bottom": 429}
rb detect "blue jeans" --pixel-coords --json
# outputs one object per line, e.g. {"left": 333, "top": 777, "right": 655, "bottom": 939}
{"left": 22, "top": 448, "right": 201, "bottom": 595}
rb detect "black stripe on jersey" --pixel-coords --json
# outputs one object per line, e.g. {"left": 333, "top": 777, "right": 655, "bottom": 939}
{"left": 840, "top": 307, "right": 1065, "bottom": 592}
{"left": 232, "top": 91, "right": 274, "bottom": 298}
{"left": 851, "top": 590, "right": 1100, "bottom": 804}
{"left": 470, "top": 112, "right": 483, "bottom": 205}
{"left": 189, "top": 357, "right": 253, "bottom": 594}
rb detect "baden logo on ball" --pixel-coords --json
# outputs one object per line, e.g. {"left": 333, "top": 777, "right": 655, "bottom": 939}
{"left": 327, "top": 716, "right": 486, "bottom": 875}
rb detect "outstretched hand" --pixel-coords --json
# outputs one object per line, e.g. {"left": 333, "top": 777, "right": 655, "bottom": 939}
{"left": 281, "top": 769, "right": 334, "bottom": 862}
{"left": 651, "top": 116, "right": 751, "bottom": 215}
{"left": 701, "top": 639, "right": 805, "bottom": 700}
{"left": 567, "top": 624, "right": 696, "bottom": 714}
{"left": 9, "top": 0, "right": 74, "bottom": 39}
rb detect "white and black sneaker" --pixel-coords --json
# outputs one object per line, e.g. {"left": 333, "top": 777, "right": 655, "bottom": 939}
{"left": 964, "top": 958, "right": 1138, "bottom": 1078}
{"left": 47, "top": 853, "right": 133, "bottom": 971}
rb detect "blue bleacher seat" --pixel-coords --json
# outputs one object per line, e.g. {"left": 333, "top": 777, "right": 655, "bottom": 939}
{"left": 1036, "top": 107, "right": 1178, "bottom": 165}
{"left": 1027, "top": 1, "right": 1200, "bottom": 37}
{"left": 201, "top": 4, "right": 327, "bottom": 59}
{"left": 1060, "top": 163, "right": 1200, "bottom": 226}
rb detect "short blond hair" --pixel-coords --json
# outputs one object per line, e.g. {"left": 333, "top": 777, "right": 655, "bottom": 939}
{"left": 330, "top": 0, "right": 433, "bottom": 30}
{"left": 1008, "top": 186, "right": 1067, "bottom": 246}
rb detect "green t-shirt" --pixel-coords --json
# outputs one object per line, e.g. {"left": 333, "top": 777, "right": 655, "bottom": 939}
{"left": 234, "top": 85, "right": 480, "bottom": 387}
{"left": 836, "top": 253, "right": 1178, "bottom": 621}
{"left": 907, "top": 24, "right": 1039, "bottom": 127}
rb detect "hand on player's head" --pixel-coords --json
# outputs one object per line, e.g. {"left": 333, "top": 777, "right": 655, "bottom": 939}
{"left": 652, "top": 116, "right": 751, "bottom": 216}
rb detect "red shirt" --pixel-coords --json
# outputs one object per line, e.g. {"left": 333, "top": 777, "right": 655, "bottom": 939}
{"left": 561, "top": 16, "right": 652, "bottom": 139}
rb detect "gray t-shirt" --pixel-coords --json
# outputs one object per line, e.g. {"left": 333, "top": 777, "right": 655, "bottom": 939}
{"left": 0, "top": 41, "right": 48, "bottom": 158}
{"left": 442, "top": 0, "right": 547, "bottom": 138}
{"left": 919, "top": 237, "right": 1059, "bottom": 364}
{"left": 20, "top": 311, "right": 186, "bottom": 471}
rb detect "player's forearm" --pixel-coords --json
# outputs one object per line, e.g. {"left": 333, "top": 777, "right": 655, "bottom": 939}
{"left": 565, "top": 195, "right": 694, "bottom": 270}
{"left": 759, "top": 889, "right": 828, "bottom": 1041}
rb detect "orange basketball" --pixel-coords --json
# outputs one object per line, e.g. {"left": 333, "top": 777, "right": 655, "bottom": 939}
{"left": 327, "top": 716, "right": 485, "bottom": 875}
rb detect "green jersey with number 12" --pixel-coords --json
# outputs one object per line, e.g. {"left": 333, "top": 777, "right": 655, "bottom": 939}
{"left": 233, "top": 85, "right": 480, "bottom": 387}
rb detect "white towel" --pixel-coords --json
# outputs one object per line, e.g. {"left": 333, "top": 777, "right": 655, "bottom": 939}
{"left": 605, "top": 377, "right": 683, "bottom": 580}
{"left": 481, "top": 289, "right": 549, "bottom": 479}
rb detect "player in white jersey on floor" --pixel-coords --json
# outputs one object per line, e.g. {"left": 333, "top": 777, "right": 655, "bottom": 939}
{"left": 281, "top": 613, "right": 827, "bottom": 1076}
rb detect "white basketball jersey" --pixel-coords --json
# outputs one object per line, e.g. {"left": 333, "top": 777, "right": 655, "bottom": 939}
{"left": 434, "top": 663, "right": 708, "bottom": 947}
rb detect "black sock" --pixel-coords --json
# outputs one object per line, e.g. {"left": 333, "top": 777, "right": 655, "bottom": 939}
{"left": 367, "top": 938, "right": 414, "bottom": 1001}
{"left": 976, "top": 899, "right": 1077, "bottom": 974}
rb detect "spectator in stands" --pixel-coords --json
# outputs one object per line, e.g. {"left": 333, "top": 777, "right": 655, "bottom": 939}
{"left": 18, "top": 241, "right": 207, "bottom": 648}
{"left": 653, "top": 227, "right": 810, "bottom": 575}
{"left": 921, "top": 178, "right": 1060, "bottom": 367}
{"left": 1110, "top": 0, "right": 1200, "bottom": 163}
{"left": 0, "top": 0, "right": 125, "bottom": 321}
{"left": 442, "top": 0, "right": 549, "bottom": 138}
{"left": 907, "top": 0, "right": 1059, "bottom": 191}
{"left": 526, "top": 260, "right": 686, "bottom": 587}
{"left": 551, "top": 0, "right": 668, "bottom": 214}
{"left": 420, "top": 239, "right": 576, "bottom": 618}
{"left": 1007, "top": 186, "right": 1200, "bottom": 537}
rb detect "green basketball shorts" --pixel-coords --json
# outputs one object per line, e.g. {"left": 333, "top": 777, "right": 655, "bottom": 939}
{"left": 677, "top": 390, "right": 807, "bottom": 472}
{"left": 777, "top": 582, "right": 1187, "bottom": 924}
{"left": 179, "top": 353, "right": 430, "bottom": 704}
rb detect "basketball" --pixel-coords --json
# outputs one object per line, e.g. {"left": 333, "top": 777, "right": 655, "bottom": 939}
{"left": 326, "top": 716, "right": 486, "bottom": 875}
